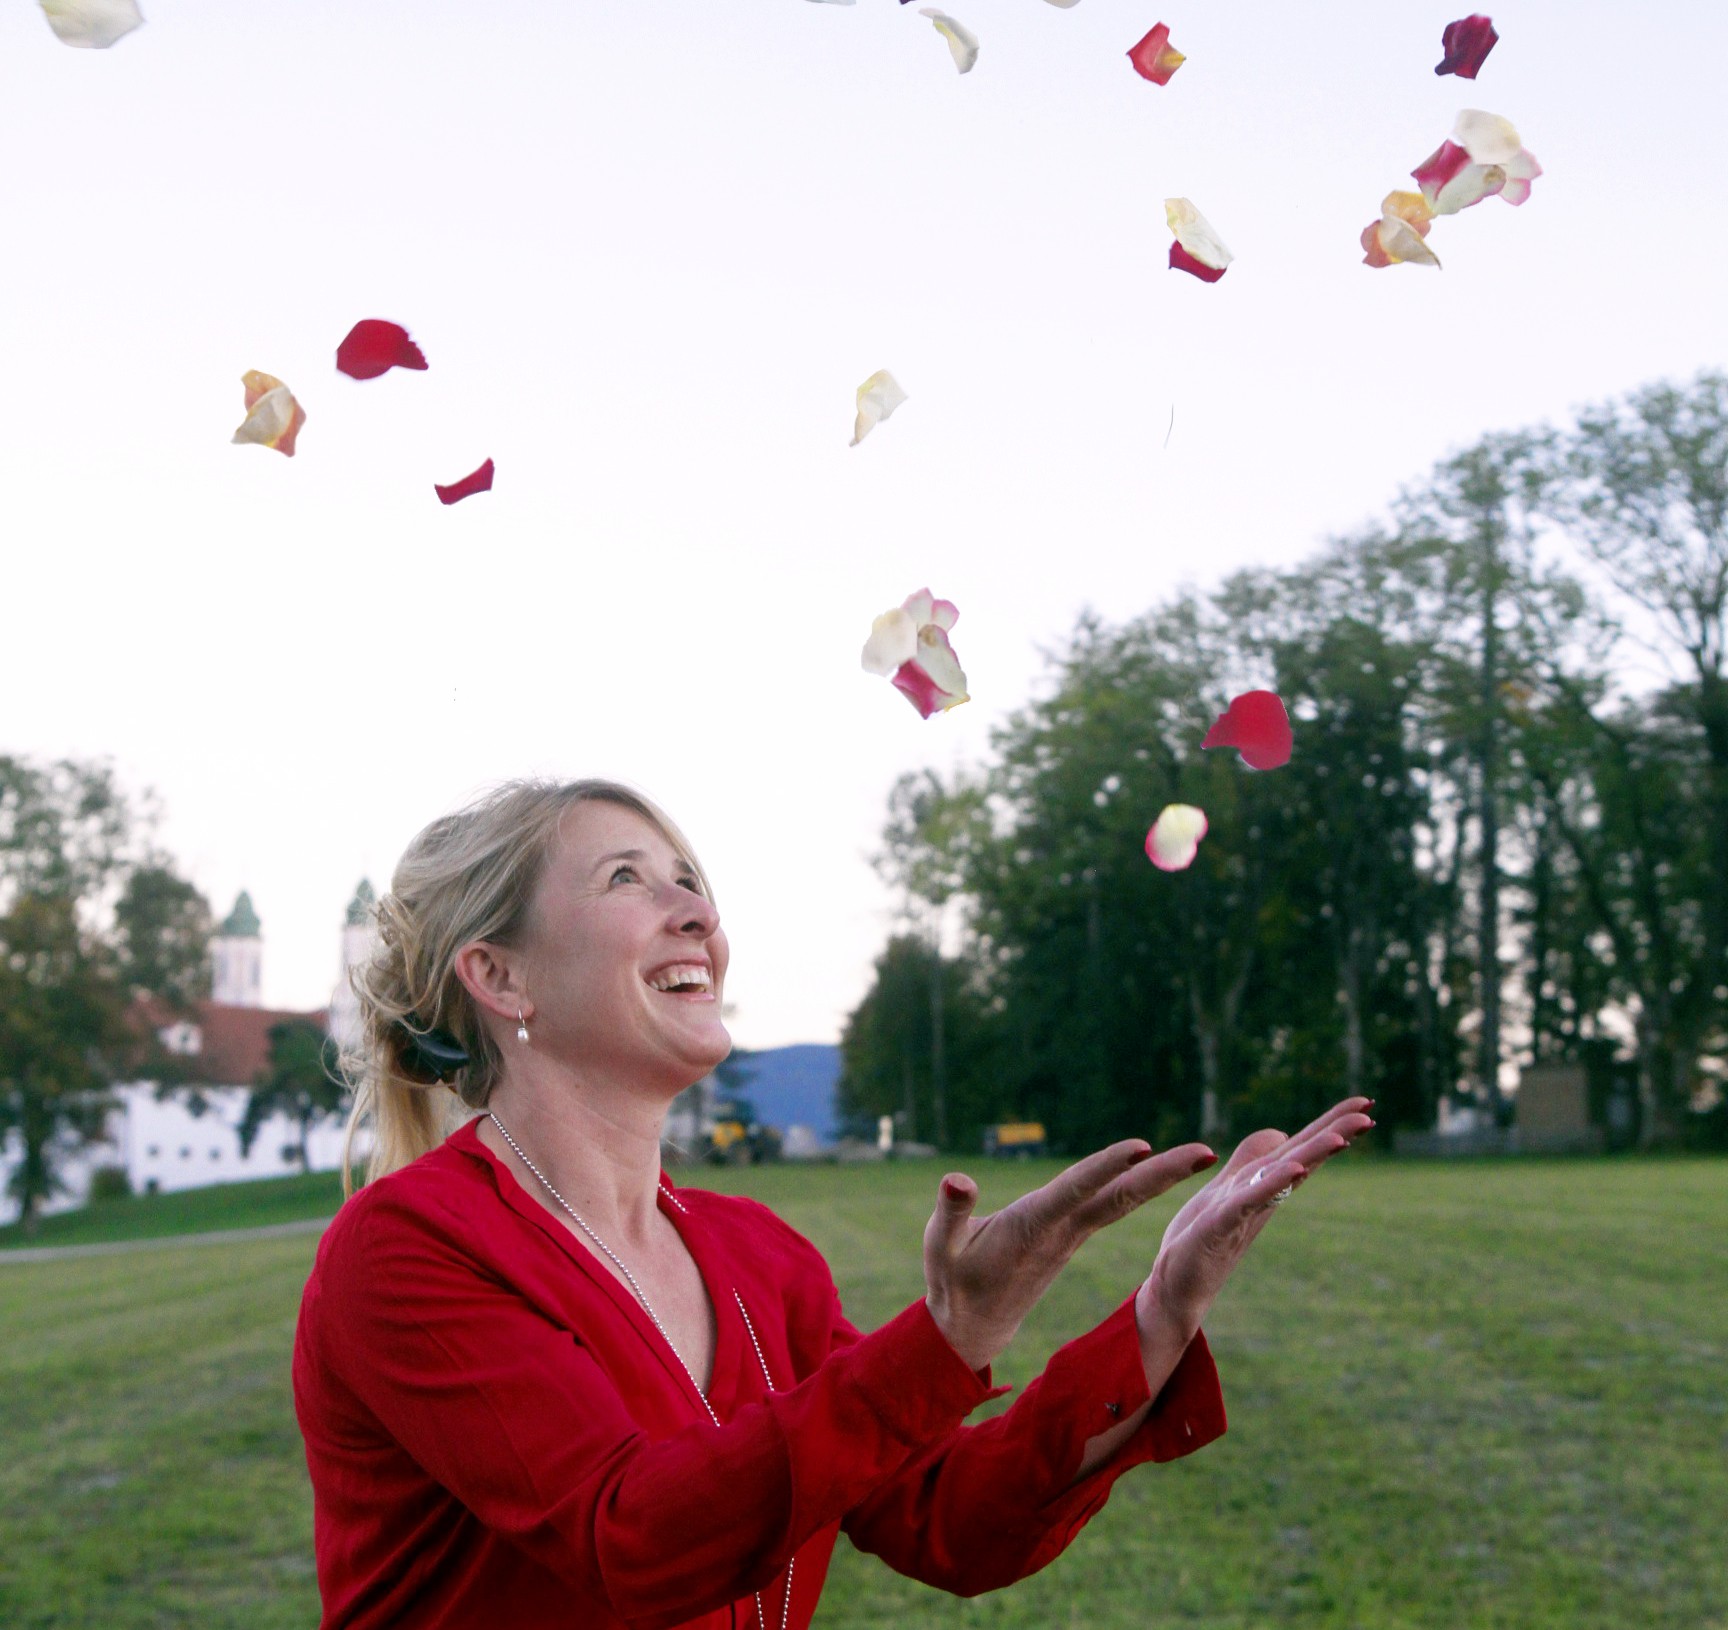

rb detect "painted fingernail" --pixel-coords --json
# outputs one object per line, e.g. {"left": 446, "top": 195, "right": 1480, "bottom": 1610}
{"left": 943, "top": 1179, "right": 968, "bottom": 1202}
{"left": 1192, "top": 1152, "right": 1218, "bottom": 1173}
{"left": 1127, "top": 1146, "right": 1154, "bottom": 1165}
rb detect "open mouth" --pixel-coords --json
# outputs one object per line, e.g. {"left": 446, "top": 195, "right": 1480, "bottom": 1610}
{"left": 645, "top": 964, "right": 714, "bottom": 1000}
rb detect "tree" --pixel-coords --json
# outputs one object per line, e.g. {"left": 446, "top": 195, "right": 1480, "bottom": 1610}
{"left": 240, "top": 1018, "right": 347, "bottom": 1171}
{"left": 0, "top": 756, "right": 208, "bottom": 1233}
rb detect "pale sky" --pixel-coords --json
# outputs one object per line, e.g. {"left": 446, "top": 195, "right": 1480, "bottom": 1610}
{"left": 2, "top": 0, "right": 1722, "bottom": 1047}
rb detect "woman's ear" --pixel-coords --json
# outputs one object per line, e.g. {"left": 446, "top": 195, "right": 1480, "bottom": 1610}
{"left": 453, "top": 940, "right": 531, "bottom": 1026}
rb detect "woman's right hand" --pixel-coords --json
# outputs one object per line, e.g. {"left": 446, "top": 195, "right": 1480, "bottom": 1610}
{"left": 923, "top": 1139, "right": 1219, "bottom": 1372}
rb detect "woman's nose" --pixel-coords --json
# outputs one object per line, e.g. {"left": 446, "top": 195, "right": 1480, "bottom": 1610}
{"left": 666, "top": 883, "right": 720, "bottom": 937}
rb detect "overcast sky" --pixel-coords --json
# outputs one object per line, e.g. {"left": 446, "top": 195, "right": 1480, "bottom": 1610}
{"left": 2, "top": 0, "right": 1722, "bottom": 1047}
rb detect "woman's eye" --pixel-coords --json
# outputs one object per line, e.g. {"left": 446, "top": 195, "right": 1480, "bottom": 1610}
{"left": 610, "top": 865, "right": 637, "bottom": 885}
{"left": 679, "top": 876, "right": 702, "bottom": 894}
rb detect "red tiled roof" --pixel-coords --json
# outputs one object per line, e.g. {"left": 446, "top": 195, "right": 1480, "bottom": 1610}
{"left": 132, "top": 997, "right": 328, "bottom": 1086}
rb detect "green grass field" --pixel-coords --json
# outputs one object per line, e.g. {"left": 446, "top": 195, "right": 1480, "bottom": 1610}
{"left": 2, "top": 1155, "right": 1723, "bottom": 1629}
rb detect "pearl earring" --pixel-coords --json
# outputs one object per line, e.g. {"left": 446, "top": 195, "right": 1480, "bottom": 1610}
{"left": 516, "top": 1007, "right": 530, "bottom": 1044}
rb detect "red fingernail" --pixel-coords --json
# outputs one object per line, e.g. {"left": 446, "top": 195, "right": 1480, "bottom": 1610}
{"left": 1193, "top": 1153, "right": 1218, "bottom": 1172}
{"left": 1128, "top": 1146, "right": 1154, "bottom": 1165}
{"left": 943, "top": 1179, "right": 968, "bottom": 1202}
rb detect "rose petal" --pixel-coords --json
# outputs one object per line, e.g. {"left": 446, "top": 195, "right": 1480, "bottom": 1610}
{"left": 1452, "top": 109, "right": 1523, "bottom": 167}
{"left": 1497, "top": 147, "right": 1542, "bottom": 205}
{"left": 862, "top": 608, "right": 919, "bottom": 676}
{"left": 1170, "top": 242, "right": 1227, "bottom": 282}
{"left": 336, "top": 319, "right": 428, "bottom": 381}
{"left": 1363, "top": 213, "right": 1443, "bottom": 269}
{"left": 1145, "top": 804, "right": 1208, "bottom": 872}
{"left": 232, "top": 371, "right": 305, "bottom": 457}
{"left": 1435, "top": 15, "right": 1498, "bottom": 80}
{"left": 1165, "top": 199, "right": 1233, "bottom": 279}
{"left": 39, "top": 0, "right": 143, "bottom": 48}
{"left": 891, "top": 625, "right": 970, "bottom": 718}
{"left": 851, "top": 369, "right": 908, "bottom": 446}
{"left": 1201, "top": 690, "right": 1293, "bottom": 770}
{"left": 919, "top": 9, "right": 979, "bottom": 74}
{"left": 1127, "top": 22, "right": 1185, "bottom": 85}
{"left": 434, "top": 458, "right": 494, "bottom": 505}
{"left": 927, "top": 596, "right": 959, "bottom": 631}
{"left": 1412, "top": 140, "right": 1505, "bottom": 213}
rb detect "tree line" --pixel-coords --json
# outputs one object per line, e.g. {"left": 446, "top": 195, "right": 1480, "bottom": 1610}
{"left": 839, "top": 372, "right": 1728, "bottom": 1158}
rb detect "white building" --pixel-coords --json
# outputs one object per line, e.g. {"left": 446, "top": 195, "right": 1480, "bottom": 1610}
{"left": 1, "top": 883, "right": 379, "bottom": 1216}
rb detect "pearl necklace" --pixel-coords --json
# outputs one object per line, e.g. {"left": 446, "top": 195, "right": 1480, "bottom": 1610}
{"left": 488, "top": 1112, "right": 793, "bottom": 1630}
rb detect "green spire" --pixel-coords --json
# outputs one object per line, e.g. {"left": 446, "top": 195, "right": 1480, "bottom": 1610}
{"left": 345, "top": 879, "right": 377, "bottom": 927}
{"left": 219, "top": 890, "right": 261, "bottom": 938}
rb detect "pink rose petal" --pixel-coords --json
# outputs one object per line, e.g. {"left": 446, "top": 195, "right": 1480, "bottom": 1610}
{"left": 1201, "top": 690, "right": 1293, "bottom": 770}
{"left": 866, "top": 589, "right": 969, "bottom": 717}
{"left": 1127, "top": 22, "right": 1185, "bottom": 85}
{"left": 435, "top": 458, "right": 494, "bottom": 505}
{"left": 1145, "top": 804, "right": 1208, "bottom": 872}
{"left": 1435, "top": 15, "right": 1498, "bottom": 79}
{"left": 336, "top": 319, "right": 428, "bottom": 381}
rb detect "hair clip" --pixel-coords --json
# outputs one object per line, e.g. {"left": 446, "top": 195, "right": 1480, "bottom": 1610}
{"left": 399, "top": 1016, "right": 471, "bottom": 1084}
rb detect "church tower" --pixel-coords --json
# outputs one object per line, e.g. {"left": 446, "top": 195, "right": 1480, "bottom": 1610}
{"left": 329, "top": 880, "right": 379, "bottom": 1052}
{"left": 211, "top": 891, "right": 264, "bottom": 1008}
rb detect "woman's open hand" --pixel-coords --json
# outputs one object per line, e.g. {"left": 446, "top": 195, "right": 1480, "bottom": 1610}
{"left": 1134, "top": 1096, "right": 1375, "bottom": 1354}
{"left": 924, "top": 1138, "right": 1220, "bottom": 1372}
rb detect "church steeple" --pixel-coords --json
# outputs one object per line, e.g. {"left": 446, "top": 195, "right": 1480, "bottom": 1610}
{"left": 330, "top": 880, "right": 380, "bottom": 1051}
{"left": 211, "top": 891, "right": 263, "bottom": 1007}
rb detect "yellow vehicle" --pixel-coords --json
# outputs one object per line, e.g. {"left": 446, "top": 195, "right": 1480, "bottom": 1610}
{"left": 982, "top": 1121, "right": 1047, "bottom": 1158}
{"left": 705, "top": 1098, "right": 783, "bottom": 1165}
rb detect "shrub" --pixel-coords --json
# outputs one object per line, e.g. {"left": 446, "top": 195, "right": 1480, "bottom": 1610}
{"left": 88, "top": 1165, "right": 133, "bottom": 1202}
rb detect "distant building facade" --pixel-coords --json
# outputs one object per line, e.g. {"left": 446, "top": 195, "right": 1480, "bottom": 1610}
{"left": 0, "top": 883, "right": 379, "bottom": 1216}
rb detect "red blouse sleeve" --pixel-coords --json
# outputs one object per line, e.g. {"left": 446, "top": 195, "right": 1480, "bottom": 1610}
{"left": 836, "top": 1282, "right": 1229, "bottom": 1594}
{"left": 301, "top": 1186, "right": 1001, "bottom": 1630}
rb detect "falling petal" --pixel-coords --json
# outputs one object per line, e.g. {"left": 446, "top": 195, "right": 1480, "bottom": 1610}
{"left": 1145, "top": 804, "right": 1208, "bottom": 872}
{"left": 1043, "top": 0, "right": 1082, "bottom": 6}
{"left": 1361, "top": 191, "right": 1441, "bottom": 268}
{"left": 1165, "top": 198, "right": 1233, "bottom": 281}
{"left": 1202, "top": 690, "right": 1293, "bottom": 770}
{"left": 39, "top": 0, "right": 143, "bottom": 48}
{"left": 851, "top": 369, "right": 908, "bottom": 446}
{"left": 862, "top": 608, "right": 919, "bottom": 676}
{"left": 434, "top": 458, "right": 495, "bottom": 505}
{"left": 919, "top": 9, "right": 979, "bottom": 73}
{"left": 1452, "top": 109, "right": 1524, "bottom": 167}
{"left": 336, "top": 319, "right": 428, "bottom": 381}
{"left": 893, "top": 625, "right": 970, "bottom": 717}
{"left": 865, "top": 591, "right": 968, "bottom": 716}
{"left": 1412, "top": 140, "right": 1506, "bottom": 214}
{"left": 232, "top": 371, "right": 305, "bottom": 457}
{"left": 1435, "top": 15, "right": 1498, "bottom": 79}
{"left": 1127, "top": 22, "right": 1185, "bottom": 84}
{"left": 1498, "top": 147, "right": 1543, "bottom": 205}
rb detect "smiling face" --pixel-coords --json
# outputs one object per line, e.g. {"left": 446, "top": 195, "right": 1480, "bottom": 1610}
{"left": 513, "top": 799, "right": 731, "bottom": 1092}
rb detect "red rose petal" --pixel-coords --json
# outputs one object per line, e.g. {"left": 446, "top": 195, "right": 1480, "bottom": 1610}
{"left": 1168, "top": 241, "right": 1227, "bottom": 283}
{"left": 1127, "top": 22, "right": 1185, "bottom": 85}
{"left": 1435, "top": 14, "right": 1497, "bottom": 79}
{"left": 434, "top": 458, "right": 494, "bottom": 506}
{"left": 336, "top": 319, "right": 429, "bottom": 381}
{"left": 1201, "top": 690, "right": 1293, "bottom": 770}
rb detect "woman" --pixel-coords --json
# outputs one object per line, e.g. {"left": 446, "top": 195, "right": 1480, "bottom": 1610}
{"left": 292, "top": 778, "right": 1371, "bottom": 1629}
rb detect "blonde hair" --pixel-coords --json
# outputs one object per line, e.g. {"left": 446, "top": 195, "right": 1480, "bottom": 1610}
{"left": 339, "top": 778, "right": 713, "bottom": 1198}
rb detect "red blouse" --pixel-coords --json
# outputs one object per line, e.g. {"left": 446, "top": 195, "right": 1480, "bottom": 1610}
{"left": 292, "top": 1115, "right": 1227, "bottom": 1629}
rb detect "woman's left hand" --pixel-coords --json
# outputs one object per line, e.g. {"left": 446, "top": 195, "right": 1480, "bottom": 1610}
{"left": 1134, "top": 1096, "right": 1375, "bottom": 1353}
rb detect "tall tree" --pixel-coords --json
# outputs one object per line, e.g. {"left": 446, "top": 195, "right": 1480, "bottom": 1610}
{"left": 0, "top": 757, "right": 207, "bottom": 1232}
{"left": 240, "top": 1018, "right": 347, "bottom": 1171}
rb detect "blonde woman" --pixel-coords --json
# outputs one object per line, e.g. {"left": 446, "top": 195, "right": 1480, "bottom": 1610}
{"left": 292, "top": 779, "right": 1372, "bottom": 1629}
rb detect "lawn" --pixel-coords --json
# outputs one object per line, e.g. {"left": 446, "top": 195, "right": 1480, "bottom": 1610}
{"left": 1, "top": 1155, "right": 1723, "bottom": 1629}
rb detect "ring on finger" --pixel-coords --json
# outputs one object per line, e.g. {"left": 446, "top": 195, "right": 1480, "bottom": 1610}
{"left": 1267, "top": 1184, "right": 1294, "bottom": 1206}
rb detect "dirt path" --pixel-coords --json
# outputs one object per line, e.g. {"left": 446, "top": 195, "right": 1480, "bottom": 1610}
{"left": 0, "top": 1215, "right": 333, "bottom": 1264}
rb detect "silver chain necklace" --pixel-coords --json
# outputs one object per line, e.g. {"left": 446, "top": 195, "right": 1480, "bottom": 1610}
{"left": 488, "top": 1111, "right": 793, "bottom": 1630}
